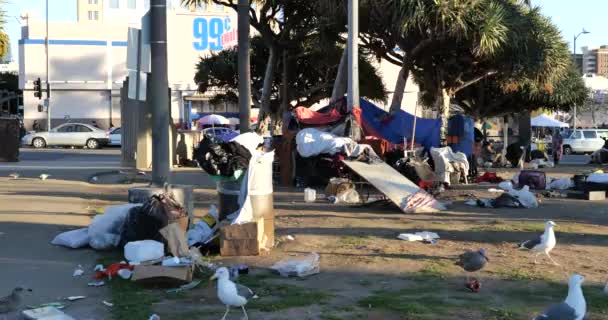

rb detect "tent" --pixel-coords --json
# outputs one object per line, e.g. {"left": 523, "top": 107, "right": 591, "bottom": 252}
{"left": 531, "top": 114, "right": 569, "bottom": 128}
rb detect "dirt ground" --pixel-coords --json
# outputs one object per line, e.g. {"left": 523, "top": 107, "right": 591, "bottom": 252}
{"left": 149, "top": 165, "right": 608, "bottom": 320}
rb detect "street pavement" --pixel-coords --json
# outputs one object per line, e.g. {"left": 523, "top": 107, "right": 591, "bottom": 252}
{"left": 560, "top": 154, "right": 592, "bottom": 165}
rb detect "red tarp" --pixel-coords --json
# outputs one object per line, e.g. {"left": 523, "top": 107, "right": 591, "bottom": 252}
{"left": 294, "top": 106, "right": 343, "bottom": 125}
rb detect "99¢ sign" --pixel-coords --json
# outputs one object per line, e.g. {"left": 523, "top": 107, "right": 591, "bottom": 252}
{"left": 192, "top": 17, "right": 233, "bottom": 51}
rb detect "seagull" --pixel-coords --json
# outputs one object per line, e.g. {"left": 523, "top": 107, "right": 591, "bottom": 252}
{"left": 39, "top": 174, "right": 50, "bottom": 180}
{"left": 8, "top": 173, "right": 19, "bottom": 180}
{"left": 534, "top": 274, "right": 586, "bottom": 320}
{"left": 210, "top": 267, "right": 257, "bottom": 320}
{"left": 455, "top": 249, "right": 489, "bottom": 292}
{"left": 518, "top": 221, "right": 559, "bottom": 265}
{"left": 0, "top": 287, "right": 32, "bottom": 314}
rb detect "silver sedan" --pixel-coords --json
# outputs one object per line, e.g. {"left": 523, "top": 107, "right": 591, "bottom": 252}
{"left": 22, "top": 123, "right": 110, "bottom": 149}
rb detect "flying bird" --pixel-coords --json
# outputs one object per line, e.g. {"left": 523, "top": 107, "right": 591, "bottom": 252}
{"left": 0, "top": 287, "right": 32, "bottom": 314}
{"left": 39, "top": 174, "right": 50, "bottom": 180}
{"left": 534, "top": 274, "right": 586, "bottom": 320}
{"left": 8, "top": 173, "right": 20, "bottom": 180}
{"left": 518, "top": 221, "right": 559, "bottom": 265}
{"left": 210, "top": 267, "right": 257, "bottom": 320}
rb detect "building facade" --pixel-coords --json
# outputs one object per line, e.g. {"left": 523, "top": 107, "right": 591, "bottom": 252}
{"left": 77, "top": 0, "right": 104, "bottom": 23}
{"left": 582, "top": 46, "right": 608, "bottom": 77}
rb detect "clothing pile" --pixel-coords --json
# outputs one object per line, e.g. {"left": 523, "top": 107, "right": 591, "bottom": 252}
{"left": 194, "top": 132, "right": 264, "bottom": 177}
{"left": 430, "top": 147, "right": 469, "bottom": 185}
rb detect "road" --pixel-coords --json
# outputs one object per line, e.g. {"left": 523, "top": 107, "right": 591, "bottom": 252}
{"left": 559, "top": 154, "right": 591, "bottom": 165}
{"left": 0, "top": 148, "right": 124, "bottom": 182}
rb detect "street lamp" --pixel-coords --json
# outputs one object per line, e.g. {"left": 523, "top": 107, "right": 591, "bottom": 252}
{"left": 573, "top": 28, "right": 590, "bottom": 129}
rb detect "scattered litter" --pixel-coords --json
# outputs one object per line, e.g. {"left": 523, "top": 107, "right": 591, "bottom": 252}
{"left": 166, "top": 280, "right": 202, "bottom": 294}
{"left": 22, "top": 306, "right": 75, "bottom": 320}
{"left": 117, "top": 269, "right": 132, "bottom": 279}
{"left": 304, "top": 188, "right": 316, "bottom": 203}
{"left": 498, "top": 181, "right": 514, "bottom": 191}
{"left": 547, "top": 178, "right": 574, "bottom": 190}
{"left": 87, "top": 281, "right": 105, "bottom": 287}
{"left": 66, "top": 296, "right": 86, "bottom": 301}
{"left": 94, "top": 264, "right": 105, "bottom": 272}
{"left": 397, "top": 231, "right": 440, "bottom": 243}
{"left": 51, "top": 228, "right": 90, "bottom": 249}
{"left": 26, "top": 303, "right": 65, "bottom": 310}
{"left": 508, "top": 186, "right": 538, "bottom": 208}
{"left": 228, "top": 264, "right": 249, "bottom": 280}
{"left": 124, "top": 240, "right": 164, "bottom": 264}
{"left": 330, "top": 189, "right": 360, "bottom": 204}
{"left": 187, "top": 221, "right": 215, "bottom": 247}
{"left": 487, "top": 188, "right": 504, "bottom": 193}
{"left": 286, "top": 235, "right": 295, "bottom": 241}
{"left": 89, "top": 204, "right": 141, "bottom": 250}
{"left": 102, "top": 300, "right": 113, "bottom": 307}
{"left": 95, "top": 263, "right": 133, "bottom": 280}
{"left": 72, "top": 265, "right": 84, "bottom": 277}
{"left": 148, "top": 314, "right": 160, "bottom": 320}
{"left": 271, "top": 252, "right": 320, "bottom": 278}
{"left": 161, "top": 257, "right": 192, "bottom": 267}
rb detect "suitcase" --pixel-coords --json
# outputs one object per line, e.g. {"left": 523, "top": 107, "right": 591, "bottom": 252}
{"left": 519, "top": 170, "right": 546, "bottom": 190}
{"left": 0, "top": 117, "right": 19, "bottom": 162}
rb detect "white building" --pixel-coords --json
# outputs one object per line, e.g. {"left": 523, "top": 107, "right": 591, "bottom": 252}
{"left": 19, "top": 5, "right": 238, "bottom": 130}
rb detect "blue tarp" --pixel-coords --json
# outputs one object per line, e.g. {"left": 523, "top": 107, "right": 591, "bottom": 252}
{"left": 448, "top": 114, "right": 475, "bottom": 156}
{"left": 358, "top": 99, "right": 442, "bottom": 149}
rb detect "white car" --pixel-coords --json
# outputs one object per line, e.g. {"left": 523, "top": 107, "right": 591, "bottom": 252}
{"left": 108, "top": 127, "right": 121, "bottom": 146}
{"left": 562, "top": 129, "right": 608, "bottom": 154}
{"left": 22, "top": 123, "right": 110, "bottom": 149}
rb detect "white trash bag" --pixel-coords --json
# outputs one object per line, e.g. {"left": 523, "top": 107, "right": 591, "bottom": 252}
{"left": 271, "top": 252, "right": 320, "bottom": 277}
{"left": 51, "top": 228, "right": 90, "bottom": 249}
{"left": 124, "top": 240, "right": 164, "bottom": 263}
{"left": 498, "top": 181, "right": 514, "bottom": 191}
{"left": 548, "top": 178, "right": 574, "bottom": 190}
{"left": 88, "top": 204, "right": 141, "bottom": 250}
{"left": 508, "top": 185, "right": 538, "bottom": 208}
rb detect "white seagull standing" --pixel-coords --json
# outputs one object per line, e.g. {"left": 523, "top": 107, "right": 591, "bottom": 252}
{"left": 8, "top": 173, "right": 20, "bottom": 180}
{"left": 39, "top": 174, "right": 50, "bottom": 180}
{"left": 533, "top": 274, "right": 586, "bottom": 320}
{"left": 518, "top": 220, "right": 559, "bottom": 265}
{"left": 210, "top": 267, "right": 257, "bottom": 320}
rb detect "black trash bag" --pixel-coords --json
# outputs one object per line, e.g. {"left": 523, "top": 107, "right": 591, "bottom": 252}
{"left": 394, "top": 159, "right": 421, "bottom": 185}
{"left": 491, "top": 193, "right": 523, "bottom": 208}
{"left": 194, "top": 135, "right": 252, "bottom": 177}
{"left": 119, "top": 193, "right": 187, "bottom": 248}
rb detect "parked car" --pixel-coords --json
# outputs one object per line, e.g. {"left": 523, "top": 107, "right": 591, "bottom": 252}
{"left": 22, "top": 123, "right": 110, "bottom": 149}
{"left": 562, "top": 129, "right": 608, "bottom": 154}
{"left": 108, "top": 127, "right": 121, "bottom": 146}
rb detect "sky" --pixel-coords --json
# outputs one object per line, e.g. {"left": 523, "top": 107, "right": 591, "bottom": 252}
{"left": 4, "top": 0, "right": 608, "bottom": 62}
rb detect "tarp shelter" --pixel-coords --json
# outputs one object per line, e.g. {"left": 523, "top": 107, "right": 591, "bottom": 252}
{"left": 447, "top": 115, "right": 474, "bottom": 156}
{"left": 531, "top": 114, "right": 569, "bottom": 128}
{"left": 353, "top": 99, "right": 442, "bottom": 149}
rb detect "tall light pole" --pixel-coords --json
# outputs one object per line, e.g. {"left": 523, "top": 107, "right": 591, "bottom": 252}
{"left": 346, "top": 0, "right": 359, "bottom": 113}
{"left": 573, "top": 28, "right": 590, "bottom": 129}
{"left": 237, "top": 0, "right": 251, "bottom": 133}
{"left": 150, "top": 0, "right": 170, "bottom": 186}
{"left": 45, "top": 0, "right": 51, "bottom": 132}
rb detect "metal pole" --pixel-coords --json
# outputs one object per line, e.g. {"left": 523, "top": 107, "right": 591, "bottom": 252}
{"left": 573, "top": 35, "right": 577, "bottom": 129}
{"left": 237, "top": 0, "right": 251, "bottom": 133}
{"left": 45, "top": 0, "right": 50, "bottom": 132}
{"left": 150, "top": 0, "right": 170, "bottom": 186}
{"left": 346, "top": 0, "right": 359, "bottom": 112}
{"left": 410, "top": 101, "right": 418, "bottom": 150}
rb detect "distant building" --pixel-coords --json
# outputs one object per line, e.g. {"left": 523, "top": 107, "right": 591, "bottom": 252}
{"left": 572, "top": 53, "right": 583, "bottom": 74}
{"left": 77, "top": 0, "right": 103, "bottom": 22}
{"left": 582, "top": 46, "right": 608, "bottom": 77}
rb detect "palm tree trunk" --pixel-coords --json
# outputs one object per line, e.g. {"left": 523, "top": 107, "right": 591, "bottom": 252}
{"left": 258, "top": 46, "right": 276, "bottom": 134}
{"left": 389, "top": 62, "right": 410, "bottom": 113}
{"left": 439, "top": 88, "right": 451, "bottom": 146}
{"left": 331, "top": 48, "right": 348, "bottom": 102}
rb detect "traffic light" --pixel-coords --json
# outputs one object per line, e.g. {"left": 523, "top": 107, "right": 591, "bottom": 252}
{"left": 33, "top": 78, "right": 42, "bottom": 100}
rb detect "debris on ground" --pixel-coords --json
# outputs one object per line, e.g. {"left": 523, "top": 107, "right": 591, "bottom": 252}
{"left": 66, "top": 296, "right": 85, "bottom": 301}
{"left": 72, "top": 265, "right": 84, "bottom": 277}
{"left": 25, "top": 302, "right": 65, "bottom": 310}
{"left": 22, "top": 306, "right": 75, "bottom": 320}
{"left": 102, "top": 301, "right": 113, "bottom": 307}
{"left": 166, "top": 280, "right": 202, "bottom": 294}
{"left": 51, "top": 228, "right": 90, "bottom": 249}
{"left": 95, "top": 262, "right": 133, "bottom": 280}
{"left": 117, "top": 269, "right": 132, "bottom": 279}
{"left": 148, "top": 314, "right": 160, "bottom": 320}
{"left": 397, "top": 231, "right": 440, "bottom": 243}
{"left": 124, "top": 240, "right": 164, "bottom": 264}
{"left": 87, "top": 281, "right": 105, "bottom": 287}
{"left": 271, "top": 252, "right": 320, "bottom": 278}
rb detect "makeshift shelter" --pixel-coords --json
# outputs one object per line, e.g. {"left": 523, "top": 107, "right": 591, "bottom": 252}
{"left": 531, "top": 114, "right": 569, "bottom": 128}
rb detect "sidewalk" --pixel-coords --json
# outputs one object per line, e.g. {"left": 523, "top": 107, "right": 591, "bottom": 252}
{"left": 0, "top": 179, "right": 133, "bottom": 319}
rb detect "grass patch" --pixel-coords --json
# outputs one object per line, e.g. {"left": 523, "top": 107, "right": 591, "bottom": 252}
{"left": 483, "top": 307, "right": 521, "bottom": 320}
{"left": 108, "top": 277, "right": 160, "bottom": 320}
{"left": 338, "top": 235, "right": 370, "bottom": 247}
{"left": 471, "top": 220, "right": 543, "bottom": 233}
{"left": 585, "top": 285, "right": 608, "bottom": 314}
{"left": 492, "top": 268, "right": 553, "bottom": 282}
{"left": 419, "top": 260, "right": 451, "bottom": 279}
{"left": 238, "top": 273, "right": 332, "bottom": 312}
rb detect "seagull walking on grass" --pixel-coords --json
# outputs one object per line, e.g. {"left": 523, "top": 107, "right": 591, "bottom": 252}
{"left": 455, "top": 248, "right": 489, "bottom": 292}
{"left": 210, "top": 267, "right": 257, "bottom": 320}
{"left": 518, "top": 221, "right": 559, "bottom": 265}
{"left": 534, "top": 274, "right": 586, "bottom": 320}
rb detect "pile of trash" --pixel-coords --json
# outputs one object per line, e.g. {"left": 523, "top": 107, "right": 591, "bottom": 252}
{"left": 193, "top": 132, "right": 264, "bottom": 178}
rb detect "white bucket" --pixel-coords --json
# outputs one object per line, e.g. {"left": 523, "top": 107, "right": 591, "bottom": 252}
{"left": 304, "top": 188, "right": 316, "bottom": 203}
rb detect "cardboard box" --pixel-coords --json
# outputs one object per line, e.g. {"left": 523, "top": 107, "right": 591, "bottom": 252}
{"left": 220, "top": 218, "right": 273, "bottom": 256}
{"left": 568, "top": 191, "right": 607, "bottom": 201}
{"left": 132, "top": 265, "right": 193, "bottom": 286}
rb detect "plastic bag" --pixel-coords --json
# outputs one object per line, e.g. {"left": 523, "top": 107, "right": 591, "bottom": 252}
{"left": 187, "top": 221, "right": 214, "bottom": 246}
{"left": 508, "top": 186, "right": 538, "bottom": 208}
{"left": 271, "top": 252, "right": 320, "bottom": 277}
{"left": 498, "top": 181, "right": 514, "bottom": 191}
{"left": 548, "top": 178, "right": 574, "bottom": 190}
{"left": 124, "top": 240, "right": 164, "bottom": 263}
{"left": 51, "top": 228, "right": 90, "bottom": 249}
{"left": 89, "top": 204, "right": 141, "bottom": 250}
{"left": 332, "top": 189, "right": 360, "bottom": 204}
